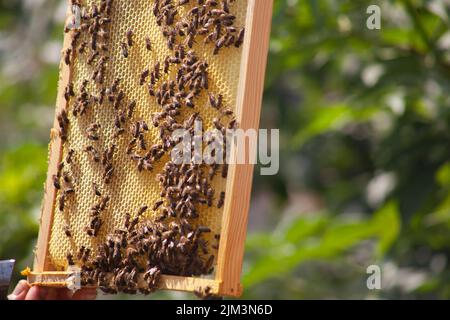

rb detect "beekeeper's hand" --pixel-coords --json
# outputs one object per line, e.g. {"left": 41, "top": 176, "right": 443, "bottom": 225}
{"left": 7, "top": 280, "right": 97, "bottom": 300}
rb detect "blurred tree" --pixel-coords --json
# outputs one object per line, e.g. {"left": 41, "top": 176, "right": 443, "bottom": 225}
{"left": 246, "top": 0, "right": 450, "bottom": 299}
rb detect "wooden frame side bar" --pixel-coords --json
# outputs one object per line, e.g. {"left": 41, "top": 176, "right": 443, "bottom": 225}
{"left": 33, "top": 3, "right": 74, "bottom": 272}
{"left": 28, "top": 273, "right": 221, "bottom": 295}
{"left": 216, "top": 0, "right": 274, "bottom": 297}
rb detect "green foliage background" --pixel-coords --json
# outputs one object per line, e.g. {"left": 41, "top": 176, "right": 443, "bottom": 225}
{"left": 1, "top": 0, "right": 450, "bottom": 299}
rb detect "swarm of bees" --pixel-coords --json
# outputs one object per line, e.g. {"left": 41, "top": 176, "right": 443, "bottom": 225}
{"left": 55, "top": 0, "right": 244, "bottom": 297}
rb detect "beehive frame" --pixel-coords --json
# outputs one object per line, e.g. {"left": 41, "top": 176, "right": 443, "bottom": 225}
{"left": 28, "top": 0, "right": 273, "bottom": 298}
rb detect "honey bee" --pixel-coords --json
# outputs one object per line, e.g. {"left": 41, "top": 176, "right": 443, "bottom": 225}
{"left": 166, "top": 10, "right": 177, "bottom": 27}
{"left": 153, "top": 200, "right": 164, "bottom": 211}
{"left": 214, "top": 35, "right": 228, "bottom": 55}
{"left": 78, "top": 41, "right": 88, "bottom": 54}
{"left": 145, "top": 37, "right": 152, "bottom": 51}
{"left": 208, "top": 93, "right": 223, "bottom": 109}
{"left": 103, "top": 166, "right": 114, "bottom": 184}
{"left": 91, "top": 34, "right": 97, "bottom": 51}
{"left": 53, "top": 175, "right": 61, "bottom": 190}
{"left": 127, "top": 101, "right": 136, "bottom": 118}
{"left": 138, "top": 158, "right": 153, "bottom": 171}
{"left": 59, "top": 193, "right": 66, "bottom": 211}
{"left": 64, "top": 48, "right": 72, "bottom": 65}
{"left": 105, "top": 0, "right": 113, "bottom": 15}
{"left": 222, "top": 164, "right": 228, "bottom": 178}
{"left": 114, "top": 128, "right": 125, "bottom": 139}
{"left": 138, "top": 205, "right": 148, "bottom": 216}
{"left": 225, "top": 34, "right": 236, "bottom": 47}
{"left": 198, "top": 226, "right": 212, "bottom": 234}
{"left": 204, "top": 31, "right": 215, "bottom": 44}
{"left": 63, "top": 171, "right": 73, "bottom": 184}
{"left": 113, "top": 99, "right": 122, "bottom": 111}
{"left": 66, "top": 149, "right": 75, "bottom": 164}
{"left": 201, "top": 72, "right": 209, "bottom": 90}
{"left": 221, "top": 108, "right": 234, "bottom": 117}
{"left": 196, "top": 20, "right": 210, "bottom": 33}
{"left": 111, "top": 78, "right": 121, "bottom": 93}
{"left": 85, "top": 145, "right": 101, "bottom": 162}
{"left": 99, "top": 17, "right": 111, "bottom": 26}
{"left": 203, "top": 255, "right": 215, "bottom": 274}
{"left": 144, "top": 266, "right": 161, "bottom": 290}
{"left": 64, "top": 83, "right": 75, "bottom": 101}
{"left": 100, "top": 196, "right": 110, "bottom": 211}
{"left": 131, "top": 122, "right": 140, "bottom": 139}
{"left": 212, "top": 118, "right": 224, "bottom": 132}
{"left": 86, "top": 123, "right": 101, "bottom": 141}
{"left": 235, "top": 27, "right": 245, "bottom": 48}
{"left": 56, "top": 161, "right": 64, "bottom": 178}
{"left": 186, "top": 6, "right": 199, "bottom": 16}
{"left": 78, "top": 246, "right": 91, "bottom": 263}
{"left": 206, "top": 187, "right": 214, "bottom": 207}
{"left": 126, "top": 29, "right": 134, "bottom": 47}
{"left": 127, "top": 216, "right": 140, "bottom": 232}
{"left": 63, "top": 225, "right": 72, "bottom": 238}
{"left": 185, "top": 92, "right": 195, "bottom": 108}
{"left": 153, "top": 61, "right": 161, "bottom": 79}
{"left": 184, "top": 33, "right": 195, "bottom": 48}
{"left": 91, "top": 4, "right": 99, "bottom": 17}
{"left": 78, "top": 247, "right": 87, "bottom": 264}
{"left": 120, "top": 42, "right": 129, "bottom": 58}
{"left": 66, "top": 253, "right": 75, "bottom": 266}
{"left": 228, "top": 118, "right": 238, "bottom": 130}
{"left": 140, "top": 68, "right": 150, "bottom": 86}
{"left": 98, "top": 28, "right": 109, "bottom": 39}
{"left": 92, "top": 182, "right": 102, "bottom": 197}
{"left": 116, "top": 90, "right": 124, "bottom": 105}
{"left": 57, "top": 110, "right": 70, "bottom": 141}
{"left": 222, "top": 0, "right": 230, "bottom": 12}
{"left": 164, "top": 56, "right": 171, "bottom": 73}
{"left": 87, "top": 51, "right": 99, "bottom": 65}
{"left": 86, "top": 216, "right": 102, "bottom": 237}
{"left": 217, "top": 191, "right": 225, "bottom": 209}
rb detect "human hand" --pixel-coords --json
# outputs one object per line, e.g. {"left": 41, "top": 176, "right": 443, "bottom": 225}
{"left": 7, "top": 280, "right": 97, "bottom": 300}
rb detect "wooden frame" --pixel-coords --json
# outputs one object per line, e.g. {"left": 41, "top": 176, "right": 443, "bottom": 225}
{"left": 33, "top": 4, "right": 75, "bottom": 273}
{"left": 29, "top": 0, "right": 273, "bottom": 298}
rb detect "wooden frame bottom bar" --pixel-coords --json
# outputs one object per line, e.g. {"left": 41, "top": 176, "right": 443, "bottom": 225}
{"left": 27, "top": 272, "right": 222, "bottom": 295}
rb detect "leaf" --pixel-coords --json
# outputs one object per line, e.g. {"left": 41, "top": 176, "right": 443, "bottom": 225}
{"left": 243, "top": 202, "right": 400, "bottom": 287}
{"left": 436, "top": 162, "right": 450, "bottom": 187}
{"left": 283, "top": 215, "right": 328, "bottom": 243}
{"left": 371, "top": 201, "right": 401, "bottom": 257}
{"left": 0, "top": 144, "right": 47, "bottom": 204}
{"left": 292, "top": 104, "right": 378, "bottom": 148}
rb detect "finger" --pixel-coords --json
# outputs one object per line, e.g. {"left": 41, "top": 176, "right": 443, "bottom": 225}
{"left": 72, "top": 288, "right": 97, "bottom": 300}
{"left": 7, "top": 280, "right": 30, "bottom": 300}
{"left": 25, "top": 286, "right": 49, "bottom": 300}
{"left": 54, "top": 287, "right": 97, "bottom": 300}
{"left": 44, "top": 288, "right": 59, "bottom": 300}
{"left": 55, "top": 288, "right": 74, "bottom": 300}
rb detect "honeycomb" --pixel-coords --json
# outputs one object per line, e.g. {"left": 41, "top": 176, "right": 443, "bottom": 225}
{"left": 46, "top": 0, "right": 248, "bottom": 280}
